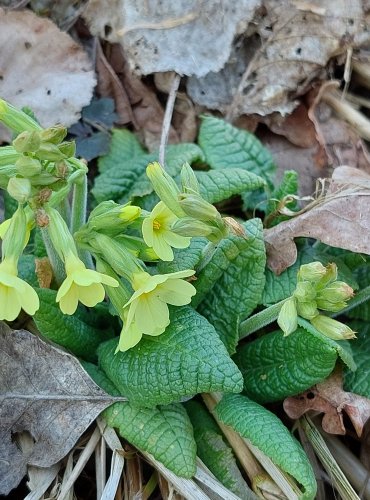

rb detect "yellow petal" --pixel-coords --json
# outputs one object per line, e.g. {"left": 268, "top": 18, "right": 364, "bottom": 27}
{"left": 56, "top": 275, "right": 74, "bottom": 301}
{"left": 152, "top": 234, "right": 174, "bottom": 261}
{"left": 142, "top": 216, "right": 154, "bottom": 247}
{"left": 135, "top": 295, "right": 169, "bottom": 334}
{"left": 116, "top": 323, "right": 143, "bottom": 352}
{"left": 157, "top": 279, "right": 196, "bottom": 306}
{"left": 20, "top": 282, "right": 40, "bottom": 315}
{"left": 73, "top": 269, "right": 103, "bottom": 286}
{"left": 0, "top": 285, "right": 21, "bottom": 321}
{"left": 98, "top": 273, "right": 119, "bottom": 288}
{"left": 163, "top": 231, "right": 191, "bottom": 249}
{"left": 59, "top": 284, "right": 79, "bottom": 314}
{"left": 77, "top": 282, "right": 105, "bottom": 307}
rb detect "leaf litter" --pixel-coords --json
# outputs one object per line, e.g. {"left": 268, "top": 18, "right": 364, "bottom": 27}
{"left": 0, "top": 322, "right": 125, "bottom": 495}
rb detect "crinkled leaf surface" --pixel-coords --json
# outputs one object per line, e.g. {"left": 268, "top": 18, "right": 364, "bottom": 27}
{"left": 93, "top": 141, "right": 203, "bottom": 203}
{"left": 98, "top": 129, "right": 144, "bottom": 174}
{"left": 83, "top": 362, "right": 197, "bottom": 477}
{"left": 98, "top": 306, "right": 243, "bottom": 407}
{"left": 198, "top": 116, "right": 275, "bottom": 189}
{"left": 0, "top": 8, "right": 95, "bottom": 141}
{"left": 197, "top": 168, "right": 266, "bottom": 204}
{"left": 34, "top": 288, "right": 114, "bottom": 362}
{"left": 265, "top": 167, "right": 370, "bottom": 274}
{"left": 344, "top": 321, "right": 370, "bottom": 399}
{"left": 0, "top": 324, "right": 123, "bottom": 496}
{"left": 215, "top": 394, "right": 317, "bottom": 500}
{"left": 84, "top": 0, "right": 261, "bottom": 77}
{"left": 234, "top": 327, "right": 339, "bottom": 403}
{"left": 185, "top": 400, "right": 251, "bottom": 499}
{"left": 158, "top": 237, "right": 208, "bottom": 274}
{"left": 196, "top": 219, "right": 266, "bottom": 354}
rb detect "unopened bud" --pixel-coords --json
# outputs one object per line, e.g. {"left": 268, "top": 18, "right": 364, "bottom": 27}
{"left": 0, "top": 99, "right": 41, "bottom": 134}
{"left": 294, "top": 281, "right": 316, "bottom": 302}
{"left": 40, "top": 125, "right": 67, "bottom": 145}
{"left": 58, "top": 141, "right": 76, "bottom": 158}
{"left": 277, "top": 297, "right": 298, "bottom": 336}
{"left": 296, "top": 300, "right": 319, "bottom": 320}
{"left": 317, "top": 281, "right": 354, "bottom": 304}
{"left": 310, "top": 315, "right": 356, "bottom": 340}
{"left": 146, "top": 162, "right": 185, "bottom": 218}
{"left": 315, "top": 299, "right": 348, "bottom": 313}
{"left": 119, "top": 205, "right": 141, "bottom": 222}
{"left": 297, "top": 262, "right": 327, "bottom": 283}
{"left": 55, "top": 160, "right": 70, "bottom": 179}
{"left": 223, "top": 217, "right": 245, "bottom": 238}
{"left": 179, "top": 193, "right": 220, "bottom": 221}
{"left": 180, "top": 163, "right": 200, "bottom": 194}
{"left": 13, "top": 130, "right": 41, "bottom": 153}
{"left": 35, "top": 142, "right": 66, "bottom": 161}
{"left": 15, "top": 156, "right": 42, "bottom": 177}
{"left": 7, "top": 177, "right": 31, "bottom": 203}
{"left": 171, "top": 217, "right": 214, "bottom": 237}
{"left": 316, "top": 263, "right": 338, "bottom": 290}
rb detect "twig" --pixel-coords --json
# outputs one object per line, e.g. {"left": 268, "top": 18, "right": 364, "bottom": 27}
{"left": 159, "top": 73, "right": 181, "bottom": 167}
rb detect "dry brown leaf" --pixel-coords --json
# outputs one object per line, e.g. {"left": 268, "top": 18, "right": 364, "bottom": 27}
{"left": 229, "top": 0, "right": 370, "bottom": 117}
{"left": 35, "top": 257, "right": 53, "bottom": 289}
{"left": 102, "top": 44, "right": 178, "bottom": 150}
{"left": 264, "top": 166, "right": 370, "bottom": 274}
{"left": 0, "top": 323, "right": 125, "bottom": 495}
{"left": 284, "top": 369, "right": 370, "bottom": 437}
{"left": 0, "top": 8, "right": 95, "bottom": 142}
{"left": 83, "top": 0, "right": 261, "bottom": 78}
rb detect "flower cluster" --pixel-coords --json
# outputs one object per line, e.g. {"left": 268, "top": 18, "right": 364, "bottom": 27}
{"left": 277, "top": 262, "right": 356, "bottom": 340}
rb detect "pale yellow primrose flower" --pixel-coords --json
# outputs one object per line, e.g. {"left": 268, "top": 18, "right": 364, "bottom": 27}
{"left": 0, "top": 257, "right": 39, "bottom": 320}
{"left": 142, "top": 201, "right": 190, "bottom": 261}
{"left": 118, "top": 269, "right": 196, "bottom": 350}
{"left": 56, "top": 251, "right": 119, "bottom": 315}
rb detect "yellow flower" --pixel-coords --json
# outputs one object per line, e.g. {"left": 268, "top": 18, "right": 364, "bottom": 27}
{"left": 142, "top": 201, "right": 190, "bottom": 261}
{"left": 116, "top": 311, "right": 164, "bottom": 352}
{"left": 122, "top": 269, "right": 196, "bottom": 341}
{"left": 0, "top": 217, "right": 32, "bottom": 247}
{"left": 0, "top": 257, "right": 39, "bottom": 321}
{"left": 56, "top": 252, "right": 119, "bottom": 314}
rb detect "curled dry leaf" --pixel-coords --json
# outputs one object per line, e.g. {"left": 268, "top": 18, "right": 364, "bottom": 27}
{"left": 0, "top": 323, "right": 125, "bottom": 495}
{"left": 264, "top": 166, "right": 370, "bottom": 274}
{"left": 0, "top": 8, "right": 95, "bottom": 142}
{"left": 229, "top": 0, "right": 370, "bottom": 117}
{"left": 284, "top": 369, "right": 370, "bottom": 437}
{"left": 83, "top": 0, "right": 261, "bottom": 77}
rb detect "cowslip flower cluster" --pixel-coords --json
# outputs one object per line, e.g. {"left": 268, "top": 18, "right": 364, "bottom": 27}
{"left": 277, "top": 261, "right": 356, "bottom": 340}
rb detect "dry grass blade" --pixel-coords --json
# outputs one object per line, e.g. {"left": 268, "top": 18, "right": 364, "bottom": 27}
{"left": 195, "top": 459, "right": 247, "bottom": 500}
{"left": 95, "top": 436, "right": 106, "bottom": 499}
{"left": 125, "top": 448, "right": 143, "bottom": 498}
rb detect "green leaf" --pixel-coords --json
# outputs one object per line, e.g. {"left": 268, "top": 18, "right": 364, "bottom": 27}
{"left": 93, "top": 142, "right": 204, "bottom": 204}
{"left": 215, "top": 394, "right": 317, "bottom": 500}
{"left": 196, "top": 219, "right": 266, "bottom": 354}
{"left": 97, "top": 129, "right": 144, "bottom": 174}
{"left": 197, "top": 168, "right": 266, "bottom": 204}
{"left": 18, "top": 254, "right": 38, "bottom": 288}
{"left": 33, "top": 288, "right": 114, "bottom": 362}
{"left": 234, "top": 327, "right": 338, "bottom": 403}
{"left": 83, "top": 362, "right": 197, "bottom": 477}
{"left": 157, "top": 237, "right": 208, "bottom": 274}
{"left": 344, "top": 321, "right": 370, "bottom": 398}
{"left": 185, "top": 400, "right": 252, "bottom": 499}
{"left": 98, "top": 306, "right": 243, "bottom": 407}
{"left": 265, "top": 170, "right": 298, "bottom": 227}
{"left": 348, "top": 263, "right": 370, "bottom": 321}
{"left": 3, "top": 191, "right": 17, "bottom": 219}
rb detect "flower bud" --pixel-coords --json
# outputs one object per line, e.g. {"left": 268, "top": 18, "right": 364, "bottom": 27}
{"left": 315, "top": 263, "right": 337, "bottom": 290}
{"left": 310, "top": 315, "right": 356, "bottom": 340}
{"left": 297, "top": 261, "right": 327, "bottom": 283}
{"left": 34, "top": 142, "right": 66, "bottom": 161}
{"left": 171, "top": 217, "right": 214, "bottom": 237}
{"left": 0, "top": 146, "right": 21, "bottom": 167}
{"left": 58, "top": 141, "right": 76, "bottom": 158}
{"left": 15, "top": 156, "right": 42, "bottom": 177}
{"left": 7, "top": 177, "right": 31, "bottom": 203}
{"left": 317, "top": 281, "right": 354, "bottom": 304}
{"left": 296, "top": 300, "right": 319, "bottom": 320}
{"left": 315, "top": 299, "right": 348, "bottom": 313}
{"left": 179, "top": 193, "right": 220, "bottom": 221}
{"left": 1, "top": 205, "right": 29, "bottom": 259}
{"left": 277, "top": 297, "right": 298, "bottom": 336}
{"left": 13, "top": 130, "right": 41, "bottom": 153}
{"left": 293, "top": 281, "right": 316, "bottom": 302}
{"left": 119, "top": 205, "right": 141, "bottom": 222}
{"left": 146, "top": 161, "right": 185, "bottom": 218}
{"left": 180, "top": 162, "right": 200, "bottom": 194}
{"left": 87, "top": 202, "right": 141, "bottom": 235}
{"left": 40, "top": 125, "right": 67, "bottom": 145}
{"left": 0, "top": 99, "right": 42, "bottom": 134}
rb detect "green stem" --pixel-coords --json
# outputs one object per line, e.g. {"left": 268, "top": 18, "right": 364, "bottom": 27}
{"left": 196, "top": 241, "right": 217, "bottom": 273}
{"left": 40, "top": 227, "right": 65, "bottom": 285}
{"left": 239, "top": 298, "right": 288, "bottom": 340}
{"left": 70, "top": 174, "right": 94, "bottom": 269}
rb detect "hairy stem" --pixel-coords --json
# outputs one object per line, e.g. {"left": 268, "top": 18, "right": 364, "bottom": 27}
{"left": 70, "top": 174, "right": 94, "bottom": 269}
{"left": 239, "top": 298, "right": 288, "bottom": 340}
{"left": 40, "top": 227, "right": 65, "bottom": 286}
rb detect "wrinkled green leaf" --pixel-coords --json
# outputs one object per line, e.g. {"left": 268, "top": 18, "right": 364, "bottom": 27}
{"left": 98, "top": 306, "right": 243, "bottom": 407}
{"left": 33, "top": 289, "right": 114, "bottom": 362}
{"left": 196, "top": 219, "right": 266, "bottom": 354}
{"left": 158, "top": 237, "right": 208, "bottom": 274}
{"left": 344, "top": 321, "right": 370, "bottom": 398}
{"left": 97, "top": 129, "right": 144, "bottom": 174}
{"left": 18, "top": 254, "right": 38, "bottom": 288}
{"left": 234, "top": 327, "right": 338, "bottom": 403}
{"left": 83, "top": 362, "right": 197, "bottom": 478}
{"left": 265, "top": 170, "right": 298, "bottom": 227}
{"left": 197, "top": 168, "right": 265, "bottom": 204}
{"left": 348, "top": 263, "right": 370, "bottom": 321}
{"left": 185, "top": 400, "right": 251, "bottom": 499}
{"left": 215, "top": 394, "right": 317, "bottom": 500}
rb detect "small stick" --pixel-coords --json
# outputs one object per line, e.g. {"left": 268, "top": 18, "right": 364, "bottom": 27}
{"left": 159, "top": 73, "right": 181, "bottom": 168}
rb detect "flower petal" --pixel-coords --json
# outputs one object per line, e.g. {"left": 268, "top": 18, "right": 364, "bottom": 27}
{"left": 56, "top": 275, "right": 74, "bottom": 301}
{"left": 164, "top": 269, "right": 195, "bottom": 280}
{"left": 152, "top": 234, "right": 174, "bottom": 261}
{"left": 59, "top": 283, "right": 79, "bottom": 315}
{"left": 0, "top": 285, "right": 21, "bottom": 321}
{"left": 20, "top": 282, "right": 40, "bottom": 315}
{"left": 116, "top": 323, "right": 143, "bottom": 352}
{"left": 98, "top": 274, "right": 119, "bottom": 288}
{"left": 163, "top": 231, "right": 191, "bottom": 249}
{"left": 78, "top": 282, "right": 105, "bottom": 307}
{"left": 142, "top": 216, "right": 154, "bottom": 247}
{"left": 135, "top": 295, "right": 170, "bottom": 334}
{"left": 73, "top": 269, "right": 103, "bottom": 286}
{"left": 157, "top": 279, "right": 196, "bottom": 306}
